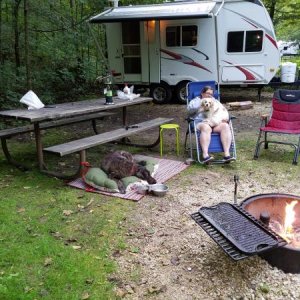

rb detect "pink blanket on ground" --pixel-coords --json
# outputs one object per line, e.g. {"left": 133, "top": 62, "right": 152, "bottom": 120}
{"left": 67, "top": 156, "right": 189, "bottom": 201}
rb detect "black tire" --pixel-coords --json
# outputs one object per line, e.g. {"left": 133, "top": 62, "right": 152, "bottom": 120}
{"left": 150, "top": 83, "right": 172, "bottom": 104}
{"left": 175, "top": 81, "right": 190, "bottom": 104}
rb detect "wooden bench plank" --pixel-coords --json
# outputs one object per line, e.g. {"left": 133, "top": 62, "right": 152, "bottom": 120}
{"left": 0, "top": 111, "right": 114, "bottom": 138}
{"left": 44, "top": 117, "right": 174, "bottom": 156}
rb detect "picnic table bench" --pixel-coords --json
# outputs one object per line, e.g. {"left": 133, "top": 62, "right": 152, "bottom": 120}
{"left": 43, "top": 117, "right": 173, "bottom": 178}
{"left": 0, "top": 111, "right": 114, "bottom": 170}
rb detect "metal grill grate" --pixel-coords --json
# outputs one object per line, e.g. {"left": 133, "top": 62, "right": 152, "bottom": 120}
{"left": 191, "top": 202, "right": 287, "bottom": 261}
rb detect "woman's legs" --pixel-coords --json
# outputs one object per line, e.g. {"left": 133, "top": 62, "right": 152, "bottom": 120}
{"left": 213, "top": 122, "right": 232, "bottom": 157}
{"left": 197, "top": 123, "right": 212, "bottom": 158}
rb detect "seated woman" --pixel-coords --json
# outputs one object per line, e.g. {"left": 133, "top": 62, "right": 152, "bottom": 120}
{"left": 187, "top": 86, "right": 235, "bottom": 164}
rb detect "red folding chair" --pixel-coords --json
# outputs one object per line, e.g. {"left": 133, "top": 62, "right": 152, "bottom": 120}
{"left": 254, "top": 89, "right": 300, "bottom": 165}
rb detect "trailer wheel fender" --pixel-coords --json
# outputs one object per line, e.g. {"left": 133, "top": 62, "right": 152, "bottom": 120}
{"left": 175, "top": 80, "right": 191, "bottom": 104}
{"left": 150, "top": 82, "right": 172, "bottom": 104}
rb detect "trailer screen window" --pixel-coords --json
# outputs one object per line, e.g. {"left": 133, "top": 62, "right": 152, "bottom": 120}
{"left": 122, "top": 22, "right": 141, "bottom": 74}
{"left": 227, "top": 30, "right": 263, "bottom": 53}
{"left": 166, "top": 25, "right": 197, "bottom": 47}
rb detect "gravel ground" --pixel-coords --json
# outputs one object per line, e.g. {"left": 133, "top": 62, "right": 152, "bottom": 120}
{"left": 112, "top": 173, "right": 300, "bottom": 300}
{"left": 107, "top": 89, "right": 300, "bottom": 300}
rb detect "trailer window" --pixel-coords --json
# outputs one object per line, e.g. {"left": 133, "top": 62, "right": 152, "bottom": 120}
{"left": 182, "top": 26, "right": 197, "bottom": 46}
{"left": 166, "top": 25, "right": 197, "bottom": 47}
{"left": 245, "top": 30, "right": 263, "bottom": 52}
{"left": 227, "top": 30, "right": 263, "bottom": 53}
{"left": 227, "top": 31, "right": 244, "bottom": 52}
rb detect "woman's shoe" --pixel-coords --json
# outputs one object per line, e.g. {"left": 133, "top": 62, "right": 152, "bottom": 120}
{"left": 223, "top": 156, "right": 235, "bottom": 163}
{"left": 203, "top": 155, "right": 214, "bottom": 164}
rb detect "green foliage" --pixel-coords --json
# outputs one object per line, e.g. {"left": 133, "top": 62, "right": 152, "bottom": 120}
{"left": 0, "top": 0, "right": 108, "bottom": 107}
{"left": 263, "top": 0, "right": 300, "bottom": 41}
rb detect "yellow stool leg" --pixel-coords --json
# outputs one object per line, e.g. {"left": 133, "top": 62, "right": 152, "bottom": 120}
{"left": 176, "top": 127, "right": 180, "bottom": 156}
{"left": 160, "top": 128, "right": 163, "bottom": 156}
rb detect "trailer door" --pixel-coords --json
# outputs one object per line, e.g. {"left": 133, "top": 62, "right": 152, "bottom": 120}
{"left": 106, "top": 21, "right": 160, "bottom": 84}
{"left": 122, "top": 21, "right": 160, "bottom": 84}
{"left": 106, "top": 23, "right": 124, "bottom": 82}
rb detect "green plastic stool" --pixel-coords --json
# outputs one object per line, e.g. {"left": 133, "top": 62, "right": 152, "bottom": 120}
{"left": 160, "top": 123, "right": 180, "bottom": 156}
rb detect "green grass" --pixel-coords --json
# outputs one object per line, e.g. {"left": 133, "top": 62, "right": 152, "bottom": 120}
{"left": 0, "top": 138, "right": 134, "bottom": 299}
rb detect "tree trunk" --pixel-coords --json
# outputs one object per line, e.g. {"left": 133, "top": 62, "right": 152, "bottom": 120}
{"left": 268, "top": 0, "right": 277, "bottom": 22}
{"left": 0, "top": 0, "right": 2, "bottom": 64}
{"left": 13, "top": 0, "right": 22, "bottom": 76}
{"left": 24, "top": 0, "right": 31, "bottom": 89}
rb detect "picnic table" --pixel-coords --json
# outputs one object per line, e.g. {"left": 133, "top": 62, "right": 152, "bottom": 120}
{"left": 0, "top": 96, "right": 172, "bottom": 178}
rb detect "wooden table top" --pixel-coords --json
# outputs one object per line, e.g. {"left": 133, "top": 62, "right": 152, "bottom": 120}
{"left": 0, "top": 97, "right": 153, "bottom": 122}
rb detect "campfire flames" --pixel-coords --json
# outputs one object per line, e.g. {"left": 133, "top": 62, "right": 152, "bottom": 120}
{"left": 269, "top": 201, "right": 300, "bottom": 248}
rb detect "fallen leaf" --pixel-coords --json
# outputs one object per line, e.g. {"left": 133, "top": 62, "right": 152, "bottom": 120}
{"left": 17, "top": 207, "right": 26, "bottom": 213}
{"left": 24, "top": 286, "right": 33, "bottom": 293}
{"left": 50, "top": 231, "right": 62, "bottom": 239}
{"left": 115, "top": 288, "right": 127, "bottom": 298}
{"left": 63, "top": 210, "right": 73, "bottom": 216}
{"left": 85, "top": 278, "right": 94, "bottom": 284}
{"left": 44, "top": 257, "right": 53, "bottom": 267}
{"left": 81, "top": 291, "right": 90, "bottom": 299}
{"left": 72, "top": 245, "right": 82, "bottom": 250}
{"left": 86, "top": 199, "right": 94, "bottom": 207}
{"left": 65, "top": 237, "right": 77, "bottom": 243}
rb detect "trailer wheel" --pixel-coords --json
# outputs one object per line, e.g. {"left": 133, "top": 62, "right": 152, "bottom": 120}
{"left": 175, "top": 81, "right": 190, "bottom": 104}
{"left": 150, "top": 83, "right": 172, "bottom": 104}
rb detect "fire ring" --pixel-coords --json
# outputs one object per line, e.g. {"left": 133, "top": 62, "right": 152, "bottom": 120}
{"left": 241, "top": 193, "right": 300, "bottom": 274}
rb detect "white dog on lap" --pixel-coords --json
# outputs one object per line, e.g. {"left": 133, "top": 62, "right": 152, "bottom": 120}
{"left": 199, "top": 98, "right": 229, "bottom": 127}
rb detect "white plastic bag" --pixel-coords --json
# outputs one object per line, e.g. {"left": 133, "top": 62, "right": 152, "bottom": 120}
{"left": 117, "top": 90, "right": 140, "bottom": 101}
{"left": 20, "top": 90, "right": 44, "bottom": 110}
{"left": 130, "top": 85, "right": 134, "bottom": 94}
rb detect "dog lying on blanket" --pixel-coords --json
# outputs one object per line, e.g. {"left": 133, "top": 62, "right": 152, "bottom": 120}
{"left": 199, "top": 98, "right": 229, "bottom": 127}
{"left": 101, "top": 150, "right": 156, "bottom": 193}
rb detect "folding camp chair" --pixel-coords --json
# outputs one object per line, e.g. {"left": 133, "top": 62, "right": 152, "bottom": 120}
{"left": 254, "top": 89, "right": 300, "bottom": 165}
{"left": 185, "top": 81, "right": 236, "bottom": 164}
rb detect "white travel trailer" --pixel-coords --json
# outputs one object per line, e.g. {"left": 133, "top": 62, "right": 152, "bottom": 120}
{"left": 89, "top": 0, "right": 280, "bottom": 103}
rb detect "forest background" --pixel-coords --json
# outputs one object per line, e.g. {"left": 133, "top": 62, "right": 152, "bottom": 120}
{"left": 0, "top": 0, "right": 299, "bottom": 110}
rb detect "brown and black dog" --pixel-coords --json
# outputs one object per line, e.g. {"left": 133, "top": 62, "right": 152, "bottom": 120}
{"left": 101, "top": 150, "right": 156, "bottom": 193}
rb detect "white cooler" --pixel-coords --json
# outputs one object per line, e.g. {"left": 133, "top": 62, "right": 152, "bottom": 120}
{"left": 281, "top": 62, "right": 297, "bottom": 83}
